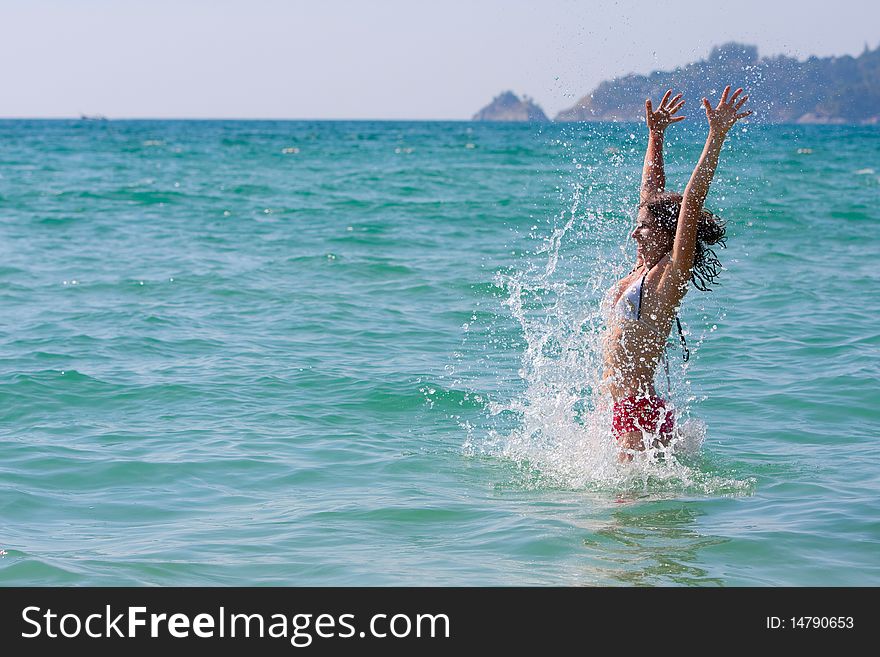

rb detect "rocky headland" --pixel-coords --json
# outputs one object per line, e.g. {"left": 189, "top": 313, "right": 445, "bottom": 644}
{"left": 472, "top": 91, "right": 550, "bottom": 122}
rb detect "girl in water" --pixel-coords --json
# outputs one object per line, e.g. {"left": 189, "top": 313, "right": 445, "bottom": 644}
{"left": 604, "top": 85, "right": 751, "bottom": 462}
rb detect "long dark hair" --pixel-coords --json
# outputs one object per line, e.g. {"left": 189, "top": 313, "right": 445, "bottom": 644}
{"left": 640, "top": 192, "right": 727, "bottom": 291}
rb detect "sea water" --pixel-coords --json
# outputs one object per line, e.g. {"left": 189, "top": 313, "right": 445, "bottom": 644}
{"left": 0, "top": 119, "right": 877, "bottom": 585}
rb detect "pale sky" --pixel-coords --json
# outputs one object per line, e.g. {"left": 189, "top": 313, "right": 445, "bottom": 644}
{"left": 1, "top": 0, "right": 877, "bottom": 119}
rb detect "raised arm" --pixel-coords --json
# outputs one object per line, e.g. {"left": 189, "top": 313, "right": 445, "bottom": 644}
{"left": 641, "top": 90, "right": 685, "bottom": 203}
{"left": 668, "top": 85, "right": 750, "bottom": 285}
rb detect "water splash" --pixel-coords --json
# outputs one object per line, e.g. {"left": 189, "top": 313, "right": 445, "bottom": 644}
{"left": 462, "top": 170, "right": 752, "bottom": 496}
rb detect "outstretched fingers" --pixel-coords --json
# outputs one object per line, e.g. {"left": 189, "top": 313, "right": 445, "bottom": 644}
{"left": 647, "top": 90, "right": 688, "bottom": 129}
{"left": 703, "top": 85, "right": 752, "bottom": 131}
{"left": 665, "top": 92, "right": 682, "bottom": 108}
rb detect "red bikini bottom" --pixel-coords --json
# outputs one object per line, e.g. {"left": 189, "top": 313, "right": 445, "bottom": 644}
{"left": 612, "top": 395, "right": 675, "bottom": 440}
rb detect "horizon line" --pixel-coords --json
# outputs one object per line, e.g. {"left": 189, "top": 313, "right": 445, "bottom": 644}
{"left": 0, "top": 116, "right": 475, "bottom": 122}
{"left": 0, "top": 117, "right": 876, "bottom": 127}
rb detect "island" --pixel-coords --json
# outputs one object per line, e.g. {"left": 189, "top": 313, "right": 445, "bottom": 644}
{"left": 472, "top": 91, "right": 550, "bottom": 122}
{"left": 553, "top": 42, "right": 880, "bottom": 124}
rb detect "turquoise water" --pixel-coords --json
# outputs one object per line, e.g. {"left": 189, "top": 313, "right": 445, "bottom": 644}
{"left": 0, "top": 119, "right": 878, "bottom": 586}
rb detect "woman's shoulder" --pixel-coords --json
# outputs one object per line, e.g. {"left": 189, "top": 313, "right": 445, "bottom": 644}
{"left": 643, "top": 253, "right": 687, "bottom": 310}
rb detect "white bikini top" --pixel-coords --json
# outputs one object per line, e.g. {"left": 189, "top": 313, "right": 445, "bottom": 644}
{"left": 615, "top": 270, "right": 648, "bottom": 322}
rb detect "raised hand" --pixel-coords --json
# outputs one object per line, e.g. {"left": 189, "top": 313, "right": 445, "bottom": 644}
{"left": 645, "top": 89, "right": 685, "bottom": 133}
{"left": 702, "top": 85, "right": 752, "bottom": 136}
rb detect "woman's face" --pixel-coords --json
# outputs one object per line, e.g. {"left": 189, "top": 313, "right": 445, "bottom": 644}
{"left": 631, "top": 208, "right": 671, "bottom": 253}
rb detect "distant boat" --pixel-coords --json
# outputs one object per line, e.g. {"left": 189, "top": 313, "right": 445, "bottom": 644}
{"left": 79, "top": 114, "right": 109, "bottom": 121}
